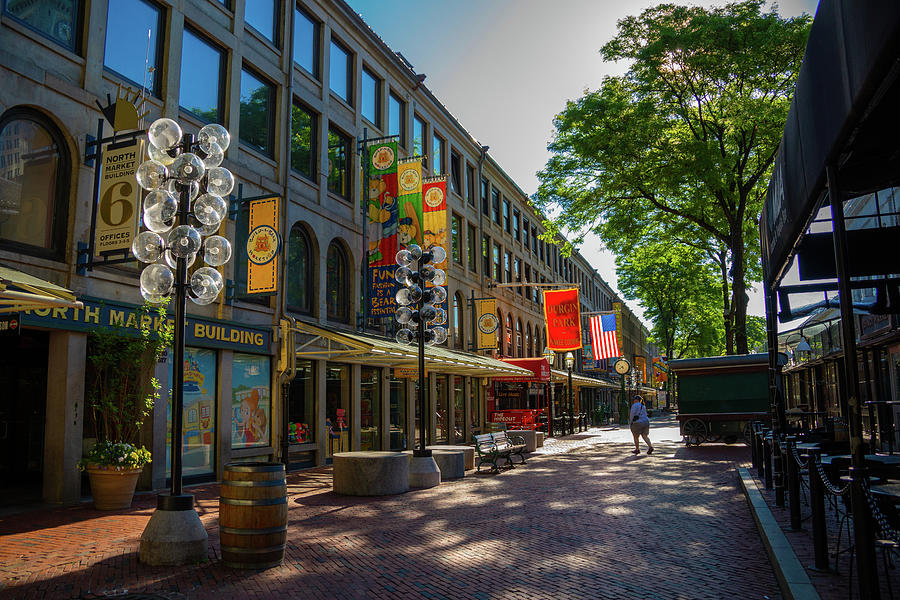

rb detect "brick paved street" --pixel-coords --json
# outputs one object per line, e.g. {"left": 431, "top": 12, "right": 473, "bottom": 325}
{"left": 1, "top": 418, "right": 782, "bottom": 599}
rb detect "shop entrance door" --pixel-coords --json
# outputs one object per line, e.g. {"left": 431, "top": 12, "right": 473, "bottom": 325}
{"left": 0, "top": 330, "right": 48, "bottom": 506}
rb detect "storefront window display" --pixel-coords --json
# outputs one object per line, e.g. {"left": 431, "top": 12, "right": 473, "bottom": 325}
{"left": 166, "top": 348, "right": 216, "bottom": 479}
{"left": 435, "top": 375, "right": 449, "bottom": 443}
{"left": 389, "top": 373, "right": 407, "bottom": 450}
{"left": 288, "top": 360, "right": 315, "bottom": 445}
{"left": 325, "top": 364, "right": 350, "bottom": 457}
{"left": 453, "top": 376, "right": 464, "bottom": 443}
{"left": 232, "top": 353, "right": 271, "bottom": 449}
{"left": 469, "top": 379, "right": 482, "bottom": 431}
{"left": 360, "top": 367, "right": 381, "bottom": 451}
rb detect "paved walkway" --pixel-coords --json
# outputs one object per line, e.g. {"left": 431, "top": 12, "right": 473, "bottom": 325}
{"left": 1, "top": 417, "right": 781, "bottom": 599}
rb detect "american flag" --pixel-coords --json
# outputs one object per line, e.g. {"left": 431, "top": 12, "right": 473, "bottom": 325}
{"left": 590, "top": 314, "right": 620, "bottom": 360}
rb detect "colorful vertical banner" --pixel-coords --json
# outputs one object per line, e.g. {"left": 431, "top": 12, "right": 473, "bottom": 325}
{"left": 246, "top": 196, "right": 280, "bottom": 294}
{"left": 474, "top": 297, "right": 498, "bottom": 350}
{"left": 366, "top": 140, "right": 399, "bottom": 318}
{"left": 422, "top": 175, "right": 448, "bottom": 337}
{"left": 397, "top": 158, "right": 423, "bottom": 248}
{"left": 232, "top": 353, "right": 271, "bottom": 449}
{"left": 653, "top": 357, "right": 669, "bottom": 383}
{"left": 613, "top": 301, "right": 624, "bottom": 353}
{"left": 542, "top": 288, "right": 582, "bottom": 351}
{"left": 634, "top": 355, "right": 647, "bottom": 384}
{"left": 95, "top": 140, "right": 142, "bottom": 254}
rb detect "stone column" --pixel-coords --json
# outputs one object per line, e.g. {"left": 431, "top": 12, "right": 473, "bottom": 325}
{"left": 44, "top": 331, "right": 86, "bottom": 504}
{"left": 315, "top": 359, "right": 327, "bottom": 465}
{"left": 217, "top": 350, "right": 234, "bottom": 476}
{"left": 381, "top": 366, "right": 390, "bottom": 450}
{"left": 351, "top": 363, "right": 361, "bottom": 451}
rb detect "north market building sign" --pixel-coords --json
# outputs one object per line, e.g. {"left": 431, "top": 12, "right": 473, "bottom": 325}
{"left": 18, "top": 296, "right": 272, "bottom": 354}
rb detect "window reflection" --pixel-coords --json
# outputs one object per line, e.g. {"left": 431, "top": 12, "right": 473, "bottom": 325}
{"left": 245, "top": 0, "right": 276, "bottom": 44}
{"left": 104, "top": 0, "right": 161, "bottom": 94}
{"left": 291, "top": 102, "right": 316, "bottom": 179}
{"left": 389, "top": 93, "right": 405, "bottom": 143}
{"left": 287, "top": 225, "right": 312, "bottom": 313}
{"left": 239, "top": 69, "right": 273, "bottom": 155}
{"left": 361, "top": 68, "right": 380, "bottom": 126}
{"left": 4, "top": 0, "right": 78, "bottom": 50}
{"left": 179, "top": 29, "right": 224, "bottom": 123}
{"left": 329, "top": 39, "right": 351, "bottom": 102}
{"left": 326, "top": 241, "right": 349, "bottom": 322}
{"left": 327, "top": 126, "right": 349, "bottom": 198}
{"left": 293, "top": 6, "right": 318, "bottom": 75}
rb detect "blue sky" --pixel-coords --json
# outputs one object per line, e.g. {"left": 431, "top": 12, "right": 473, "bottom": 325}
{"left": 345, "top": 0, "right": 821, "bottom": 323}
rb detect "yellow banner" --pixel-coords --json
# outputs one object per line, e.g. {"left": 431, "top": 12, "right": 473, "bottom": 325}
{"left": 475, "top": 298, "right": 498, "bottom": 350}
{"left": 634, "top": 355, "right": 646, "bottom": 384}
{"left": 96, "top": 141, "right": 142, "bottom": 254}
{"left": 247, "top": 196, "right": 280, "bottom": 294}
{"left": 394, "top": 367, "right": 427, "bottom": 379}
{"left": 613, "top": 302, "right": 623, "bottom": 353}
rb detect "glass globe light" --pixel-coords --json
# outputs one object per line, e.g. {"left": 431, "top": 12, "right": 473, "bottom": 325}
{"left": 143, "top": 190, "right": 177, "bottom": 220}
{"left": 206, "top": 167, "right": 234, "bottom": 196}
{"left": 431, "top": 307, "right": 447, "bottom": 326}
{"left": 147, "top": 142, "right": 176, "bottom": 166}
{"left": 429, "top": 285, "right": 447, "bottom": 304}
{"left": 395, "top": 249, "right": 413, "bottom": 267}
{"left": 199, "top": 141, "right": 224, "bottom": 168}
{"left": 167, "top": 225, "right": 202, "bottom": 258}
{"left": 193, "top": 193, "right": 228, "bottom": 226}
{"left": 198, "top": 123, "right": 230, "bottom": 152}
{"left": 423, "top": 329, "right": 436, "bottom": 346}
{"left": 193, "top": 217, "right": 221, "bottom": 236}
{"left": 167, "top": 178, "right": 200, "bottom": 200}
{"left": 419, "top": 264, "right": 436, "bottom": 282}
{"left": 427, "top": 245, "right": 447, "bottom": 265}
{"left": 407, "top": 244, "right": 422, "bottom": 261}
{"left": 148, "top": 118, "right": 182, "bottom": 150}
{"left": 140, "top": 263, "right": 174, "bottom": 303}
{"left": 170, "top": 152, "right": 205, "bottom": 183}
{"left": 190, "top": 266, "right": 224, "bottom": 304}
{"left": 395, "top": 328, "right": 415, "bottom": 344}
{"left": 132, "top": 231, "right": 165, "bottom": 263}
{"left": 395, "top": 306, "right": 413, "bottom": 324}
{"left": 136, "top": 160, "right": 168, "bottom": 190}
{"left": 395, "top": 266, "right": 414, "bottom": 286}
{"left": 431, "top": 326, "right": 448, "bottom": 345}
{"left": 143, "top": 206, "right": 175, "bottom": 234}
{"left": 431, "top": 268, "right": 446, "bottom": 286}
{"left": 203, "top": 235, "right": 232, "bottom": 267}
{"left": 395, "top": 287, "right": 412, "bottom": 306}
{"left": 420, "top": 304, "right": 437, "bottom": 322}
{"left": 407, "top": 285, "right": 423, "bottom": 303}
{"left": 164, "top": 248, "right": 196, "bottom": 269}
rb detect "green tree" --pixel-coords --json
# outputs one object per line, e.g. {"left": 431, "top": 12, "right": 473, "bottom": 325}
{"left": 538, "top": 0, "right": 811, "bottom": 354}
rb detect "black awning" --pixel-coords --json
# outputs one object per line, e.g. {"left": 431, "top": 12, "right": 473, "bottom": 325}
{"left": 762, "top": 0, "right": 900, "bottom": 286}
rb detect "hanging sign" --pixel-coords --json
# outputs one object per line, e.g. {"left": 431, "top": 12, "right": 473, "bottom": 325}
{"left": 613, "top": 301, "right": 624, "bottom": 352}
{"left": 366, "top": 139, "right": 399, "bottom": 318}
{"left": 474, "top": 297, "right": 498, "bottom": 350}
{"left": 94, "top": 141, "right": 142, "bottom": 254}
{"left": 396, "top": 158, "right": 423, "bottom": 248}
{"left": 543, "top": 287, "right": 582, "bottom": 351}
{"left": 422, "top": 175, "right": 448, "bottom": 335}
{"left": 246, "top": 196, "right": 280, "bottom": 294}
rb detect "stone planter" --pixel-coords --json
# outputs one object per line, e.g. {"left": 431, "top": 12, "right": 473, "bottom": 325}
{"left": 85, "top": 465, "right": 143, "bottom": 510}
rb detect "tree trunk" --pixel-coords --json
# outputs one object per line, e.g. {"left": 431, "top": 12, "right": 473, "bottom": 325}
{"left": 731, "top": 235, "right": 749, "bottom": 354}
{"left": 716, "top": 250, "right": 734, "bottom": 354}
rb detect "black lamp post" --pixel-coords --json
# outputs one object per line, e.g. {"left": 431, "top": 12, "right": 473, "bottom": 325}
{"left": 565, "top": 351, "right": 575, "bottom": 435}
{"left": 542, "top": 346, "right": 555, "bottom": 436}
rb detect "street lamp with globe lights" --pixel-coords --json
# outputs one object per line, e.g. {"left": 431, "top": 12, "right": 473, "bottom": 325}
{"left": 542, "top": 346, "right": 556, "bottom": 436}
{"left": 134, "top": 118, "right": 234, "bottom": 566}
{"left": 565, "top": 351, "right": 575, "bottom": 435}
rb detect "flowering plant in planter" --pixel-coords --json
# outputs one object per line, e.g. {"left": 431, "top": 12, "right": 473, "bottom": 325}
{"left": 78, "top": 440, "right": 152, "bottom": 471}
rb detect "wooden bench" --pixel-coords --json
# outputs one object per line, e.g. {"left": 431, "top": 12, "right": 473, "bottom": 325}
{"left": 473, "top": 432, "right": 527, "bottom": 473}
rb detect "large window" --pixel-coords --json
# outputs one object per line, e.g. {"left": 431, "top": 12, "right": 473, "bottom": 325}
{"left": 482, "top": 234, "right": 491, "bottom": 275}
{"left": 329, "top": 39, "right": 352, "bottom": 103}
{"left": 388, "top": 93, "right": 405, "bottom": 145}
{"left": 360, "top": 367, "right": 381, "bottom": 451}
{"left": 413, "top": 115, "right": 426, "bottom": 165}
{"left": 287, "top": 224, "right": 313, "bottom": 314}
{"left": 481, "top": 178, "right": 489, "bottom": 215}
{"left": 516, "top": 319, "right": 523, "bottom": 358}
{"left": 503, "top": 199, "right": 511, "bottom": 233}
{"left": 325, "top": 364, "right": 350, "bottom": 457}
{"left": 166, "top": 348, "right": 216, "bottom": 478}
{"left": 467, "top": 223, "right": 477, "bottom": 272}
{"left": 432, "top": 133, "right": 444, "bottom": 174}
{"left": 492, "top": 243, "right": 501, "bottom": 281}
{"left": 526, "top": 324, "right": 532, "bottom": 357}
{"left": 239, "top": 68, "right": 274, "bottom": 156}
{"left": 450, "top": 151, "right": 461, "bottom": 195}
{"left": 327, "top": 125, "right": 350, "bottom": 198}
{"left": 326, "top": 241, "right": 349, "bottom": 322}
{"left": 293, "top": 5, "right": 318, "bottom": 76}
{"left": 513, "top": 209, "right": 520, "bottom": 241}
{"left": 179, "top": 29, "right": 224, "bottom": 123}
{"left": 523, "top": 218, "right": 530, "bottom": 247}
{"left": 290, "top": 101, "right": 317, "bottom": 179}
{"left": 506, "top": 314, "right": 513, "bottom": 354}
{"left": 466, "top": 164, "right": 476, "bottom": 206}
{"left": 4, "top": 0, "right": 79, "bottom": 50}
{"left": 361, "top": 67, "right": 380, "bottom": 127}
{"left": 492, "top": 188, "right": 500, "bottom": 224}
{"left": 0, "top": 109, "right": 70, "bottom": 259}
{"left": 389, "top": 373, "right": 407, "bottom": 450}
{"left": 104, "top": 0, "right": 162, "bottom": 95}
{"left": 288, "top": 360, "right": 315, "bottom": 446}
{"left": 515, "top": 258, "right": 522, "bottom": 294}
{"left": 453, "top": 293, "right": 463, "bottom": 350}
{"left": 245, "top": 0, "right": 277, "bottom": 44}
{"left": 232, "top": 353, "right": 271, "bottom": 449}
{"left": 504, "top": 251, "right": 512, "bottom": 283}
{"left": 451, "top": 214, "right": 462, "bottom": 264}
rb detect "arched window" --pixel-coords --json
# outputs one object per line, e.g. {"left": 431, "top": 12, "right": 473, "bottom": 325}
{"left": 516, "top": 319, "right": 523, "bottom": 358}
{"left": 526, "top": 323, "right": 532, "bottom": 357}
{"left": 506, "top": 313, "right": 513, "bottom": 354}
{"left": 496, "top": 309, "right": 503, "bottom": 354}
{"left": 287, "top": 224, "right": 313, "bottom": 314}
{"left": 326, "top": 241, "right": 349, "bottom": 322}
{"left": 452, "top": 293, "right": 464, "bottom": 349}
{"left": 0, "top": 109, "right": 70, "bottom": 259}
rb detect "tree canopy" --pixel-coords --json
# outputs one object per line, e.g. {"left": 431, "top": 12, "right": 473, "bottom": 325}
{"left": 537, "top": 0, "right": 811, "bottom": 354}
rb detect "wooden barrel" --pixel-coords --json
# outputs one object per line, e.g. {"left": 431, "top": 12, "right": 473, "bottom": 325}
{"left": 219, "top": 462, "right": 287, "bottom": 569}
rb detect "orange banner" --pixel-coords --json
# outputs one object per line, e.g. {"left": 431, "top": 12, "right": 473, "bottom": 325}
{"left": 542, "top": 288, "right": 582, "bottom": 351}
{"left": 246, "top": 196, "right": 280, "bottom": 294}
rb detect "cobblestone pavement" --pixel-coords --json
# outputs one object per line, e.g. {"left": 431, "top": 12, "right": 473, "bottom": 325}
{"left": 1, "top": 417, "right": 781, "bottom": 599}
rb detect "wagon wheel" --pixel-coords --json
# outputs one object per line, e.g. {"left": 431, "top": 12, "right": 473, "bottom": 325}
{"left": 682, "top": 419, "right": 707, "bottom": 446}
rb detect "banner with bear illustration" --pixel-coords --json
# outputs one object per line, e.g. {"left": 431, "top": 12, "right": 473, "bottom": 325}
{"left": 422, "top": 176, "right": 448, "bottom": 337}
{"left": 366, "top": 140, "right": 399, "bottom": 319}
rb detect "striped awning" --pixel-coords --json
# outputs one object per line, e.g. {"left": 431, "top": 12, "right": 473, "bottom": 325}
{"left": 0, "top": 264, "right": 83, "bottom": 314}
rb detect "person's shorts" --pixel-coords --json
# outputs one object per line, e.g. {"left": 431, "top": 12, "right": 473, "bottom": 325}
{"left": 631, "top": 421, "right": 650, "bottom": 436}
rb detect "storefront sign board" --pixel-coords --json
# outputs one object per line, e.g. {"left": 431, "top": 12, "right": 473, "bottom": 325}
{"left": 543, "top": 288, "right": 582, "bottom": 351}
{"left": 94, "top": 141, "right": 142, "bottom": 254}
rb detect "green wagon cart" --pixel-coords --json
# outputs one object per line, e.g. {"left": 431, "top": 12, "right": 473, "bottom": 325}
{"left": 669, "top": 354, "right": 782, "bottom": 446}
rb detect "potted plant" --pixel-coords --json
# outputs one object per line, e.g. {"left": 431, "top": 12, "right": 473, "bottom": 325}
{"left": 78, "top": 300, "right": 172, "bottom": 510}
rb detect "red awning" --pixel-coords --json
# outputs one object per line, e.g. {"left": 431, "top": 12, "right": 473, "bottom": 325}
{"left": 493, "top": 358, "right": 551, "bottom": 382}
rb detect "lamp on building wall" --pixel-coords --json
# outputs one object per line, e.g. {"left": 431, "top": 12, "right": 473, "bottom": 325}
{"left": 134, "top": 118, "right": 234, "bottom": 566}
{"left": 395, "top": 243, "right": 447, "bottom": 488}
{"left": 795, "top": 334, "right": 812, "bottom": 362}
{"left": 565, "top": 351, "right": 575, "bottom": 436}
{"left": 543, "top": 346, "right": 555, "bottom": 436}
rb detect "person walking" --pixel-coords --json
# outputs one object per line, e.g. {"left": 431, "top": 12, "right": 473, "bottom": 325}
{"left": 630, "top": 394, "right": 653, "bottom": 455}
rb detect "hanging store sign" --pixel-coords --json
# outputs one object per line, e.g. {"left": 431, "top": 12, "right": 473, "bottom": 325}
{"left": 543, "top": 288, "right": 582, "bottom": 351}
{"left": 246, "top": 196, "right": 280, "bottom": 294}
{"left": 422, "top": 175, "right": 448, "bottom": 331}
{"left": 94, "top": 141, "right": 142, "bottom": 254}
{"left": 366, "top": 139, "right": 399, "bottom": 319}
{"left": 474, "top": 297, "right": 498, "bottom": 350}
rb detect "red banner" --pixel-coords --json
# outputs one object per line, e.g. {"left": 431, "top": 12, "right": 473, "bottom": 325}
{"left": 542, "top": 288, "right": 582, "bottom": 351}
{"left": 489, "top": 409, "right": 542, "bottom": 429}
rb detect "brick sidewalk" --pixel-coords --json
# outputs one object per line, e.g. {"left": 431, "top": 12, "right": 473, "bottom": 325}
{"left": 1, "top": 431, "right": 781, "bottom": 599}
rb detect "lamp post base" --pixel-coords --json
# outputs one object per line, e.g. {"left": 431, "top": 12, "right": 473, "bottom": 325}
{"left": 139, "top": 493, "right": 208, "bottom": 566}
{"left": 408, "top": 455, "right": 440, "bottom": 489}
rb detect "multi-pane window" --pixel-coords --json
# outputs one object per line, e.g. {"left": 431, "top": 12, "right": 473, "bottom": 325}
{"left": 450, "top": 151, "right": 462, "bottom": 195}
{"left": 293, "top": 6, "right": 318, "bottom": 77}
{"left": 239, "top": 68, "right": 274, "bottom": 156}
{"left": 180, "top": 29, "right": 225, "bottom": 123}
{"left": 514, "top": 258, "right": 522, "bottom": 294}
{"left": 245, "top": 0, "right": 277, "bottom": 44}
{"left": 388, "top": 93, "right": 405, "bottom": 145}
{"left": 329, "top": 39, "right": 352, "bottom": 103}
{"left": 453, "top": 294, "right": 464, "bottom": 350}
{"left": 481, "top": 178, "right": 489, "bottom": 215}
{"left": 503, "top": 199, "right": 511, "bottom": 233}
{"left": 513, "top": 209, "right": 520, "bottom": 241}
{"left": 505, "top": 251, "right": 512, "bottom": 283}
{"left": 539, "top": 238, "right": 545, "bottom": 262}
{"left": 290, "top": 101, "right": 317, "bottom": 180}
{"left": 413, "top": 115, "right": 426, "bottom": 164}
{"left": 287, "top": 224, "right": 313, "bottom": 314}
{"left": 432, "top": 133, "right": 444, "bottom": 174}
{"left": 326, "top": 242, "right": 349, "bottom": 322}
{"left": 531, "top": 226, "right": 538, "bottom": 254}
{"left": 483, "top": 235, "right": 491, "bottom": 275}
{"left": 104, "top": 0, "right": 162, "bottom": 95}
{"left": 361, "top": 67, "right": 380, "bottom": 127}
{"left": 492, "top": 243, "right": 501, "bottom": 281}
{"left": 327, "top": 125, "right": 350, "bottom": 198}
{"left": 523, "top": 218, "right": 530, "bottom": 247}
{"left": 4, "top": 0, "right": 79, "bottom": 50}
{"left": 524, "top": 265, "right": 531, "bottom": 294}
{"left": 516, "top": 319, "right": 523, "bottom": 357}
{"left": 466, "top": 164, "right": 476, "bottom": 206}
{"left": 451, "top": 214, "right": 462, "bottom": 264}
{"left": 492, "top": 188, "right": 501, "bottom": 224}
{"left": 467, "top": 224, "right": 477, "bottom": 272}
